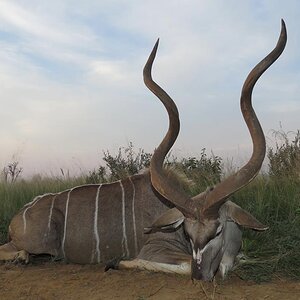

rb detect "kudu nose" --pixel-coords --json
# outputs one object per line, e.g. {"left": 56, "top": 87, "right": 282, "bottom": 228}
{"left": 191, "top": 260, "right": 213, "bottom": 281}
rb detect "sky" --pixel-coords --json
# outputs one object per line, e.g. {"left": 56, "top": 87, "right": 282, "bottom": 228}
{"left": 0, "top": 1, "right": 299, "bottom": 177}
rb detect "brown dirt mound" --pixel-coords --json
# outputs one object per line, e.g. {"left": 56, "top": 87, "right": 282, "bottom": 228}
{"left": 0, "top": 261, "right": 299, "bottom": 299}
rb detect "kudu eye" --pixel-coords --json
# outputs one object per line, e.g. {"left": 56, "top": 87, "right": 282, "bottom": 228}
{"left": 215, "top": 225, "right": 223, "bottom": 236}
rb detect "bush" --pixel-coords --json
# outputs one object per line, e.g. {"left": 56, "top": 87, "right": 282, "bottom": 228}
{"left": 1, "top": 161, "right": 23, "bottom": 183}
{"left": 166, "top": 148, "right": 222, "bottom": 195}
{"left": 268, "top": 130, "right": 300, "bottom": 181}
{"left": 86, "top": 142, "right": 152, "bottom": 183}
{"left": 86, "top": 144, "right": 222, "bottom": 191}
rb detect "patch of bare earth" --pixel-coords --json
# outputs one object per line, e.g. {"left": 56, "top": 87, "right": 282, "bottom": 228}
{"left": 0, "top": 261, "right": 299, "bottom": 299}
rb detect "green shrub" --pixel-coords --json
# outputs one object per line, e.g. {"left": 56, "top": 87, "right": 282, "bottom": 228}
{"left": 86, "top": 142, "right": 152, "bottom": 183}
{"left": 175, "top": 148, "right": 222, "bottom": 194}
{"left": 268, "top": 129, "right": 300, "bottom": 181}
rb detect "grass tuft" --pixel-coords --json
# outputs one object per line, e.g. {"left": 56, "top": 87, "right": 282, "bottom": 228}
{"left": 232, "top": 176, "right": 300, "bottom": 282}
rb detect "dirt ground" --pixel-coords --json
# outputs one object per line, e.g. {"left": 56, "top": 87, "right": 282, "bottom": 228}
{"left": 0, "top": 261, "right": 300, "bottom": 300}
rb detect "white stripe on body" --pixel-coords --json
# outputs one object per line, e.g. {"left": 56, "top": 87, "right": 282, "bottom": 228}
{"left": 91, "top": 185, "right": 102, "bottom": 264}
{"left": 47, "top": 196, "right": 56, "bottom": 234}
{"left": 23, "top": 193, "right": 57, "bottom": 234}
{"left": 129, "top": 177, "right": 138, "bottom": 255}
{"left": 61, "top": 187, "right": 76, "bottom": 259}
{"left": 119, "top": 180, "right": 129, "bottom": 258}
{"left": 22, "top": 196, "right": 42, "bottom": 234}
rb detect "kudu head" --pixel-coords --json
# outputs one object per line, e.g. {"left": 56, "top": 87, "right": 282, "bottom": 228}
{"left": 144, "top": 20, "right": 287, "bottom": 280}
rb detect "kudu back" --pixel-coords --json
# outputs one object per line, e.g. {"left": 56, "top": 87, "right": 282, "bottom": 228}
{"left": 0, "top": 21, "right": 287, "bottom": 281}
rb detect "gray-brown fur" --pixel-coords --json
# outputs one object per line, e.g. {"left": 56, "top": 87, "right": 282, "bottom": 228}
{"left": 2, "top": 172, "right": 175, "bottom": 265}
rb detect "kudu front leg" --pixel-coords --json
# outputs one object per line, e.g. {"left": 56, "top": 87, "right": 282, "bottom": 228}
{"left": 117, "top": 248, "right": 192, "bottom": 275}
{"left": 0, "top": 242, "right": 29, "bottom": 264}
{"left": 118, "top": 257, "right": 191, "bottom": 275}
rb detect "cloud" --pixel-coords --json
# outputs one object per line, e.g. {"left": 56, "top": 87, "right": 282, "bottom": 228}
{"left": 270, "top": 101, "right": 300, "bottom": 113}
{"left": 0, "top": 1, "right": 299, "bottom": 177}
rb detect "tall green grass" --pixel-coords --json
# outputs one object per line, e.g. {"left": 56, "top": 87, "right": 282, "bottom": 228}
{"left": 232, "top": 176, "right": 300, "bottom": 281}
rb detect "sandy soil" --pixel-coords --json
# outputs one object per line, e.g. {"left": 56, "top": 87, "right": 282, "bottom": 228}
{"left": 0, "top": 261, "right": 300, "bottom": 300}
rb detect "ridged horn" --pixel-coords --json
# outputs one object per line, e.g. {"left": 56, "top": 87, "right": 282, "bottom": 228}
{"left": 144, "top": 39, "right": 196, "bottom": 217}
{"left": 201, "top": 19, "right": 287, "bottom": 217}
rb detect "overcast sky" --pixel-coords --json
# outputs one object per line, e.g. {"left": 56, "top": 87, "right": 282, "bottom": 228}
{"left": 0, "top": 1, "right": 299, "bottom": 177}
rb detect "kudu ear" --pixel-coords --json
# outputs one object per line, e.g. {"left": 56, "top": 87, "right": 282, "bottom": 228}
{"left": 224, "top": 201, "right": 268, "bottom": 231}
{"left": 144, "top": 208, "right": 185, "bottom": 234}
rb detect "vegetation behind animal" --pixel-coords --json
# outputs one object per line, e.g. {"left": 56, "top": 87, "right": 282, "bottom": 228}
{"left": 0, "top": 134, "right": 299, "bottom": 282}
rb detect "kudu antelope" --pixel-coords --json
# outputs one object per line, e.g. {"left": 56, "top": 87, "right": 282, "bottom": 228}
{"left": 0, "top": 21, "right": 286, "bottom": 281}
